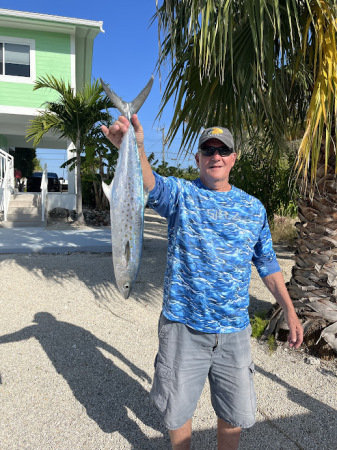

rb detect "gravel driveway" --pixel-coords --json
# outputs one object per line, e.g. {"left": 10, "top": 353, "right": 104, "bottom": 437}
{"left": 0, "top": 213, "right": 336, "bottom": 449}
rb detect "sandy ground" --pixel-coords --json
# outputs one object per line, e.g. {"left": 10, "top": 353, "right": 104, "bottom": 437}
{"left": 0, "top": 212, "right": 336, "bottom": 449}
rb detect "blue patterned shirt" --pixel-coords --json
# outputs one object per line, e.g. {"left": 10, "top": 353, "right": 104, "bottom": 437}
{"left": 148, "top": 172, "right": 280, "bottom": 333}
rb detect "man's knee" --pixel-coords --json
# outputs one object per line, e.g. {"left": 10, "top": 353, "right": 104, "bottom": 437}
{"left": 169, "top": 419, "right": 192, "bottom": 450}
{"left": 217, "top": 418, "right": 241, "bottom": 450}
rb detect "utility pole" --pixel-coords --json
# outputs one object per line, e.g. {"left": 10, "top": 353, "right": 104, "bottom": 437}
{"left": 159, "top": 125, "right": 165, "bottom": 163}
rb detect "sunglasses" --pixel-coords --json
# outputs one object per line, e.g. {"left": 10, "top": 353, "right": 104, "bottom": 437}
{"left": 199, "top": 145, "right": 234, "bottom": 157}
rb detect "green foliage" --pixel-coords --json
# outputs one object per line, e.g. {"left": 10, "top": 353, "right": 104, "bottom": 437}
{"left": 154, "top": 1, "right": 336, "bottom": 196}
{"left": 183, "top": 165, "right": 200, "bottom": 181}
{"left": 152, "top": 161, "right": 199, "bottom": 181}
{"left": 250, "top": 312, "right": 269, "bottom": 339}
{"left": 230, "top": 134, "right": 298, "bottom": 223}
{"left": 33, "top": 157, "right": 43, "bottom": 172}
{"left": 267, "top": 335, "right": 277, "bottom": 353}
{"left": 26, "top": 75, "right": 115, "bottom": 216}
{"left": 26, "top": 75, "right": 112, "bottom": 149}
{"left": 81, "top": 179, "right": 96, "bottom": 207}
{"left": 147, "top": 152, "right": 157, "bottom": 165}
{"left": 154, "top": 1, "right": 308, "bottom": 153}
{"left": 8, "top": 148, "right": 37, "bottom": 178}
{"left": 250, "top": 312, "right": 277, "bottom": 352}
{"left": 80, "top": 121, "right": 118, "bottom": 210}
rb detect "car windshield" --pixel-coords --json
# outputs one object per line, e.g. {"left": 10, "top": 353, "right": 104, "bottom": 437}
{"left": 30, "top": 172, "right": 58, "bottom": 178}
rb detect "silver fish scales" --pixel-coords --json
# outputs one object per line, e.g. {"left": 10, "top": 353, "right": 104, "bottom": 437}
{"left": 101, "top": 76, "right": 154, "bottom": 299}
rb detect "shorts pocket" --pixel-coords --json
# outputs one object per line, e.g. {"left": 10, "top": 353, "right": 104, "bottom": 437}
{"left": 150, "top": 361, "right": 172, "bottom": 413}
{"left": 156, "top": 361, "right": 172, "bottom": 381}
{"left": 158, "top": 314, "right": 174, "bottom": 341}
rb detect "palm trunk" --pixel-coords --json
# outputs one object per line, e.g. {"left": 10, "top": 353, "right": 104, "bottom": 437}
{"left": 93, "top": 181, "right": 100, "bottom": 209}
{"left": 75, "top": 139, "right": 84, "bottom": 225}
{"left": 266, "top": 148, "right": 337, "bottom": 359}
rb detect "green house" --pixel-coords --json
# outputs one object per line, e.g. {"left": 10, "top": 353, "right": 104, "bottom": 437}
{"left": 0, "top": 8, "right": 103, "bottom": 226}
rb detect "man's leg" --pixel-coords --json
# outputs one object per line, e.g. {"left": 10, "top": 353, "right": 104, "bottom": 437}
{"left": 150, "top": 316, "right": 212, "bottom": 443}
{"left": 217, "top": 418, "right": 241, "bottom": 450}
{"left": 169, "top": 419, "right": 192, "bottom": 450}
{"left": 209, "top": 328, "right": 256, "bottom": 449}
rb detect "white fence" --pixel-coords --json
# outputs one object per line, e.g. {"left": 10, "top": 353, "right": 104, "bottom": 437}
{"left": 0, "top": 149, "right": 14, "bottom": 221}
{"left": 40, "top": 164, "right": 48, "bottom": 222}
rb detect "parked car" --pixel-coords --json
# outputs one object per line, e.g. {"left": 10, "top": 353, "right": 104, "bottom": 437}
{"left": 26, "top": 172, "right": 61, "bottom": 192}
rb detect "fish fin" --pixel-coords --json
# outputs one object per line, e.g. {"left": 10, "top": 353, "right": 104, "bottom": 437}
{"left": 100, "top": 78, "right": 129, "bottom": 117}
{"left": 129, "top": 76, "right": 154, "bottom": 116}
{"left": 143, "top": 188, "right": 149, "bottom": 207}
{"left": 124, "top": 241, "right": 130, "bottom": 264}
{"left": 100, "top": 76, "right": 154, "bottom": 119}
{"left": 102, "top": 180, "right": 113, "bottom": 203}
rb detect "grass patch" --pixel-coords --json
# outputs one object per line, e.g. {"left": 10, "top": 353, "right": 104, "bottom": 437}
{"left": 267, "top": 335, "right": 277, "bottom": 353}
{"left": 271, "top": 215, "right": 298, "bottom": 245}
{"left": 250, "top": 311, "right": 269, "bottom": 338}
{"left": 250, "top": 312, "right": 278, "bottom": 353}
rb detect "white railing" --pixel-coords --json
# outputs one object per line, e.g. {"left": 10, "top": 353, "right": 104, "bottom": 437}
{"left": 0, "top": 149, "right": 14, "bottom": 221}
{"left": 41, "top": 164, "right": 48, "bottom": 222}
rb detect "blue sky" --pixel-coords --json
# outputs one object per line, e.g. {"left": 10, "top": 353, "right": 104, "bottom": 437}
{"left": 2, "top": 1, "right": 197, "bottom": 177}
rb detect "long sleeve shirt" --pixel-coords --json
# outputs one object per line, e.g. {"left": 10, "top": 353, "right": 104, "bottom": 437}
{"left": 148, "top": 172, "right": 280, "bottom": 333}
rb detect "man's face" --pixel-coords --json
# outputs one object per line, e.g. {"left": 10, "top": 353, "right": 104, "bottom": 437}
{"left": 195, "top": 138, "right": 237, "bottom": 191}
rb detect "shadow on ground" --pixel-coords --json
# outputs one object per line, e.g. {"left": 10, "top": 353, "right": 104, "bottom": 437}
{"left": 0, "top": 218, "right": 168, "bottom": 308}
{"left": 0, "top": 315, "right": 335, "bottom": 449}
{"left": 0, "top": 313, "right": 168, "bottom": 448}
{"left": 248, "top": 295, "right": 274, "bottom": 317}
{"left": 0, "top": 217, "right": 294, "bottom": 313}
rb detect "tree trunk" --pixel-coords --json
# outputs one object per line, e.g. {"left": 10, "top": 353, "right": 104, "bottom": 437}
{"left": 266, "top": 149, "right": 337, "bottom": 359}
{"left": 92, "top": 181, "right": 104, "bottom": 210}
{"left": 75, "top": 140, "right": 85, "bottom": 225}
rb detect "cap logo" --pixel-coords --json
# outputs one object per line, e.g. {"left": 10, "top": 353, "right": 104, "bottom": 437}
{"left": 208, "top": 127, "right": 223, "bottom": 136}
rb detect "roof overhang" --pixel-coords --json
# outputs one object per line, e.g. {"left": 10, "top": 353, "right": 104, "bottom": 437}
{"left": 0, "top": 106, "right": 67, "bottom": 149}
{"left": 0, "top": 8, "right": 104, "bottom": 37}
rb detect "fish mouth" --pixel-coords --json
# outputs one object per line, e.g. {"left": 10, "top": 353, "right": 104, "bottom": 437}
{"left": 122, "top": 283, "right": 131, "bottom": 299}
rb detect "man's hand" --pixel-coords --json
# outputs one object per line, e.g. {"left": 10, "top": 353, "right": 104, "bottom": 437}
{"left": 101, "top": 114, "right": 155, "bottom": 192}
{"left": 284, "top": 309, "right": 303, "bottom": 348}
{"left": 101, "top": 114, "right": 144, "bottom": 150}
{"left": 262, "top": 271, "right": 303, "bottom": 349}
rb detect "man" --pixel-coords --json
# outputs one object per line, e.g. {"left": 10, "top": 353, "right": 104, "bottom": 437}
{"left": 102, "top": 115, "right": 303, "bottom": 450}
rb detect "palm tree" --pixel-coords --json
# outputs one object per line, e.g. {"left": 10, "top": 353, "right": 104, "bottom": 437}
{"left": 154, "top": 1, "right": 337, "bottom": 356}
{"left": 183, "top": 165, "right": 199, "bottom": 181}
{"left": 26, "top": 75, "right": 112, "bottom": 224}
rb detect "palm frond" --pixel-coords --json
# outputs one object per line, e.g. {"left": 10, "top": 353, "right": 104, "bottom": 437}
{"left": 27, "top": 76, "right": 113, "bottom": 149}
{"left": 26, "top": 111, "right": 65, "bottom": 146}
{"left": 295, "top": 1, "right": 337, "bottom": 194}
{"left": 155, "top": 0, "right": 335, "bottom": 196}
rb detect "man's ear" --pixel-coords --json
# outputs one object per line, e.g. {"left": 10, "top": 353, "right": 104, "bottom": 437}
{"left": 195, "top": 153, "right": 200, "bottom": 167}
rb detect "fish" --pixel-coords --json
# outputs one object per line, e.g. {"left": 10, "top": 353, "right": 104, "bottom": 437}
{"left": 100, "top": 76, "right": 154, "bottom": 299}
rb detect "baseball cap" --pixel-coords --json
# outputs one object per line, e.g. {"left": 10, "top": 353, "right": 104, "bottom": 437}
{"left": 198, "top": 126, "right": 234, "bottom": 150}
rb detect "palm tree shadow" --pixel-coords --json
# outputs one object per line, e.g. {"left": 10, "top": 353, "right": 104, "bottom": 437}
{"left": 0, "top": 313, "right": 167, "bottom": 448}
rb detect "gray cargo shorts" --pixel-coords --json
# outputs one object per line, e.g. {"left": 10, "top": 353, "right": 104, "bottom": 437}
{"left": 150, "top": 314, "right": 256, "bottom": 430}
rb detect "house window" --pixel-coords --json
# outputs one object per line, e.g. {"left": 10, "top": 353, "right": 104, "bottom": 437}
{"left": 0, "top": 42, "right": 30, "bottom": 77}
{"left": 0, "top": 37, "right": 35, "bottom": 83}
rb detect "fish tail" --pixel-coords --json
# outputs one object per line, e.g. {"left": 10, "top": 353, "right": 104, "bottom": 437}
{"left": 100, "top": 76, "right": 154, "bottom": 119}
